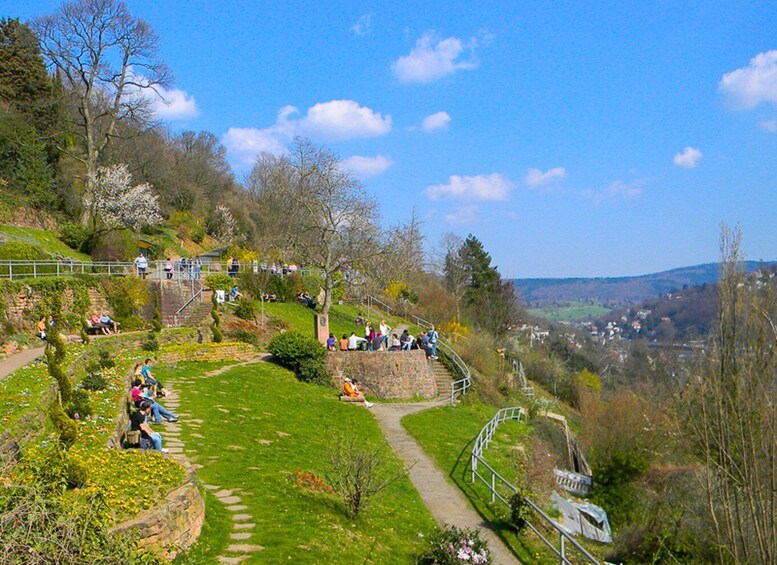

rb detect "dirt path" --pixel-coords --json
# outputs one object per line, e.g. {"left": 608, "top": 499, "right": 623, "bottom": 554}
{"left": 371, "top": 402, "right": 520, "bottom": 564}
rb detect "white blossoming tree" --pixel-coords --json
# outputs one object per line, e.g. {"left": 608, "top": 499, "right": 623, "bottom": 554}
{"left": 211, "top": 204, "right": 239, "bottom": 243}
{"left": 85, "top": 164, "right": 163, "bottom": 235}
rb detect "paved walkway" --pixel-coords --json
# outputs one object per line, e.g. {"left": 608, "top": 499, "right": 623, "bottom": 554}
{"left": 371, "top": 402, "right": 520, "bottom": 564}
{"left": 0, "top": 346, "right": 46, "bottom": 380}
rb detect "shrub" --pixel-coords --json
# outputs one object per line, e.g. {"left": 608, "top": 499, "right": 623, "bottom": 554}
{"left": 58, "top": 222, "right": 90, "bottom": 252}
{"left": 191, "top": 225, "right": 205, "bottom": 244}
{"left": 509, "top": 488, "right": 533, "bottom": 533}
{"left": 268, "top": 330, "right": 329, "bottom": 385}
{"left": 142, "top": 331, "right": 159, "bottom": 351}
{"left": 0, "top": 240, "right": 49, "bottom": 260}
{"left": 206, "top": 273, "right": 233, "bottom": 291}
{"left": 65, "top": 388, "right": 92, "bottom": 419}
{"left": 230, "top": 329, "right": 260, "bottom": 346}
{"left": 419, "top": 524, "right": 492, "bottom": 564}
{"left": 80, "top": 369, "right": 107, "bottom": 391}
{"left": 152, "top": 297, "right": 162, "bottom": 332}
{"left": 268, "top": 272, "right": 303, "bottom": 302}
{"left": 325, "top": 433, "right": 405, "bottom": 519}
{"left": 97, "top": 348, "right": 115, "bottom": 369}
{"left": 48, "top": 402, "right": 77, "bottom": 447}
{"left": 234, "top": 299, "right": 259, "bottom": 320}
{"left": 210, "top": 293, "right": 224, "bottom": 343}
{"left": 101, "top": 277, "right": 150, "bottom": 330}
{"left": 66, "top": 457, "right": 89, "bottom": 489}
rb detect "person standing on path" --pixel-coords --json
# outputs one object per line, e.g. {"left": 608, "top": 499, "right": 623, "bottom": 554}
{"left": 427, "top": 326, "right": 439, "bottom": 359}
{"left": 134, "top": 253, "right": 148, "bottom": 279}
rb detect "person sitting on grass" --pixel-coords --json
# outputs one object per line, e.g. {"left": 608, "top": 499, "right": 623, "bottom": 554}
{"left": 131, "top": 379, "right": 178, "bottom": 424}
{"left": 99, "top": 312, "right": 120, "bottom": 334}
{"left": 355, "top": 312, "right": 365, "bottom": 325}
{"left": 342, "top": 377, "right": 373, "bottom": 407}
{"left": 339, "top": 334, "right": 349, "bottom": 351}
{"left": 230, "top": 285, "right": 242, "bottom": 301}
{"left": 326, "top": 333, "right": 337, "bottom": 351}
{"left": 131, "top": 401, "right": 169, "bottom": 453}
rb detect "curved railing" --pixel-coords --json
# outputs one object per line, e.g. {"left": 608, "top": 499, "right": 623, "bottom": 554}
{"left": 470, "top": 407, "right": 600, "bottom": 565}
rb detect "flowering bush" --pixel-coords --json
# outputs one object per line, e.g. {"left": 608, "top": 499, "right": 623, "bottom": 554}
{"left": 419, "top": 524, "right": 492, "bottom": 564}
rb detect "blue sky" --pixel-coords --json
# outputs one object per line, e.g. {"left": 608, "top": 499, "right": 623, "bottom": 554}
{"left": 5, "top": 1, "right": 777, "bottom": 277}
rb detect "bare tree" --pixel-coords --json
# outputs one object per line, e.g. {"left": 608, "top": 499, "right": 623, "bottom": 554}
{"left": 249, "top": 137, "right": 381, "bottom": 314}
{"left": 683, "top": 224, "right": 777, "bottom": 564}
{"left": 33, "top": 0, "right": 170, "bottom": 221}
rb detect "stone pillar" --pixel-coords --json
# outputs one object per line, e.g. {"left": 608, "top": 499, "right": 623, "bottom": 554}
{"left": 314, "top": 314, "right": 329, "bottom": 344}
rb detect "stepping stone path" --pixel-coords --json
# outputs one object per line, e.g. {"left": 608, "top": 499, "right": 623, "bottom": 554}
{"left": 164, "top": 359, "right": 268, "bottom": 564}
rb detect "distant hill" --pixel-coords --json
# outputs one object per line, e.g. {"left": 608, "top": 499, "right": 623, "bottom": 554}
{"left": 512, "top": 261, "right": 774, "bottom": 306}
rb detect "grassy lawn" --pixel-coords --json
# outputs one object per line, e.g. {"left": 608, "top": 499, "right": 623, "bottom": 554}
{"left": 527, "top": 301, "right": 611, "bottom": 322}
{"left": 158, "top": 360, "right": 437, "bottom": 564}
{"left": 0, "top": 224, "right": 92, "bottom": 261}
{"left": 402, "top": 399, "right": 560, "bottom": 564}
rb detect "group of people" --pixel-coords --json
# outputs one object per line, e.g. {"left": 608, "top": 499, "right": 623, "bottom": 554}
{"left": 334, "top": 316, "right": 439, "bottom": 359}
{"left": 129, "top": 358, "right": 178, "bottom": 453}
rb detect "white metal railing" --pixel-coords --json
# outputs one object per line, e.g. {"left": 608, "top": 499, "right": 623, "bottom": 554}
{"left": 470, "top": 407, "right": 600, "bottom": 565}
{"left": 0, "top": 259, "right": 324, "bottom": 281}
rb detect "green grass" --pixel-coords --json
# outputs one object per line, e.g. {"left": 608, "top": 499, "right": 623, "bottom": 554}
{"left": 527, "top": 301, "right": 611, "bottom": 322}
{"left": 402, "top": 399, "right": 558, "bottom": 564}
{"left": 0, "top": 224, "right": 92, "bottom": 261}
{"left": 158, "top": 360, "right": 437, "bottom": 564}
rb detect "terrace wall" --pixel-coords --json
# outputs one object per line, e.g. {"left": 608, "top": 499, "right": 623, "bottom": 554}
{"left": 326, "top": 349, "right": 437, "bottom": 399}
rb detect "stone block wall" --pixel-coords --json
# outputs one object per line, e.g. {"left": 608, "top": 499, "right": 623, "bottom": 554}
{"left": 3, "top": 285, "right": 110, "bottom": 331}
{"left": 159, "top": 342, "right": 258, "bottom": 364}
{"left": 109, "top": 472, "right": 205, "bottom": 560}
{"left": 325, "top": 349, "right": 437, "bottom": 399}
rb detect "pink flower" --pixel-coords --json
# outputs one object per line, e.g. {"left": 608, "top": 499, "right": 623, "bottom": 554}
{"left": 457, "top": 548, "right": 472, "bottom": 561}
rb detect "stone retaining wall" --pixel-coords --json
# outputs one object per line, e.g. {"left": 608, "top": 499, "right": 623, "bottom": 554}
{"left": 326, "top": 349, "right": 437, "bottom": 399}
{"left": 109, "top": 472, "right": 204, "bottom": 561}
{"left": 159, "top": 342, "right": 258, "bottom": 364}
{"left": 4, "top": 286, "right": 110, "bottom": 331}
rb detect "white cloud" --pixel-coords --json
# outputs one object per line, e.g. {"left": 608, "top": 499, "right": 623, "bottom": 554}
{"left": 525, "top": 167, "right": 566, "bottom": 188}
{"left": 221, "top": 100, "right": 391, "bottom": 170}
{"left": 341, "top": 155, "right": 394, "bottom": 179}
{"left": 673, "top": 146, "right": 702, "bottom": 168}
{"left": 222, "top": 126, "right": 287, "bottom": 168}
{"left": 151, "top": 86, "right": 200, "bottom": 120}
{"left": 351, "top": 13, "right": 373, "bottom": 37}
{"left": 124, "top": 68, "right": 200, "bottom": 121}
{"left": 299, "top": 100, "right": 392, "bottom": 141}
{"left": 444, "top": 204, "right": 479, "bottom": 225}
{"left": 425, "top": 173, "right": 515, "bottom": 201}
{"left": 759, "top": 119, "right": 777, "bottom": 132}
{"left": 421, "top": 111, "right": 451, "bottom": 132}
{"left": 581, "top": 180, "right": 643, "bottom": 203}
{"left": 720, "top": 51, "right": 777, "bottom": 109}
{"left": 392, "top": 33, "right": 478, "bottom": 84}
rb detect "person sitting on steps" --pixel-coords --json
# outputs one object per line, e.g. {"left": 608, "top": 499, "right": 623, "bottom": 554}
{"left": 131, "top": 401, "right": 169, "bottom": 453}
{"left": 131, "top": 379, "right": 177, "bottom": 424}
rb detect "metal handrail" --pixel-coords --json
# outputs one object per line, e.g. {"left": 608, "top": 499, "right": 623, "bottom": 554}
{"left": 174, "top": 281, "right": 204, "bottom": 325}
{"left": 470, "top": 407, "right": 600, "bottom": 565}
{"left": 436, "top": 340, "right": 472, "bottom": 403}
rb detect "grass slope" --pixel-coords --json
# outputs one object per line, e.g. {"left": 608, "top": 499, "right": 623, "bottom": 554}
{"left": 402, "top": 400, "right": 556, "bottom": 564}
{"left": 160, "top": 360, "right": 437, "bottom": 564}
{"left": 0, "top": 224, "right": 91, "bottom": 261}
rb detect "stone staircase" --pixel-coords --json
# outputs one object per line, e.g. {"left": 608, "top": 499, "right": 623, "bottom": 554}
{"left": 431, "top": 359, "right": 453, "bottom": 400}
{"left": 153, "top": 281, "right": 206, "bottom": 327}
